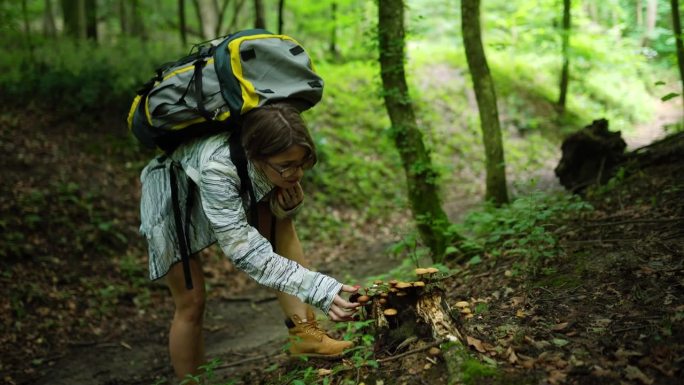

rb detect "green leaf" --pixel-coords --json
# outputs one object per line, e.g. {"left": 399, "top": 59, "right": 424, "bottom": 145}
{"left": 654, "top": 80, "right": 666, "bottom": 86}
{"left": 661, "top": 92, "right": 680, "bottom": 102}
{"left": 552, "top": 338, "right": 569, "bottom": 347}
{"left": 467, "top": 255, "right": 482, "bottom": 265}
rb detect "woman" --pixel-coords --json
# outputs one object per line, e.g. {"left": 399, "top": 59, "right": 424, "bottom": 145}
{"left": 139, "top": 103, "right": 360, "bottom": 379}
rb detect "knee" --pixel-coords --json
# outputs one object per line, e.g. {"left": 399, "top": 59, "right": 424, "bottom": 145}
{"left": 174, "top": 290, "right": 206, "bottom": 324}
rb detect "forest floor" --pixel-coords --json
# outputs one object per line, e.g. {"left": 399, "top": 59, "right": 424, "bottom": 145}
{"left": 1, "top": 102, "right": 683, "bottom": 385}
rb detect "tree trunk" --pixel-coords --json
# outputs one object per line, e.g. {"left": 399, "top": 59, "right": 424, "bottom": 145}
{"left": 461, "top": 0, "right": 509, "bottom": 206}
{"left": 179, "top": 0, "right": 187, "bottom": 45}
{"left": 278, "top": 0, "right": 285, "bottom": 34}
{"left": 85, "top": 0, "right": 97, "bottom": 41}
{"left": 643, "top": 0, "right": 658, "bottom": 45}
{"left": 378, "top": 0, "right": 457, "bottom": 262}
{"left": 43, "top": 0, "right": 57, "bottom": 38}
{"left": 21, "top": 0, "right": 35, "bottom": 61}
{"left": 194, "top": 0, "right": 220, "bottom": 39}
{"left": 636, "top": 0, "right": 644, "bottom": 28}
{"left": 227, "top": 0, "right": 246, "bottom": 32}
{"left": 672, "top": 0, "right": 684, "bottom": 118}
{"left": 330, "top": 2, "right": 339, "bottom": 60}
{"left": 558, "top": 0, "right": 571, "bottom": 111}
{"left": 61, "top": 0, "right": 86, "bottom": 39}
{"left": 130, "top": 0, "right": 146, "bottom": 38}
{"left": 254, "top": 0, "right": 266, "bottom": 29}
{"left": 118, "top": 0, "right": 128, "bottom": 36}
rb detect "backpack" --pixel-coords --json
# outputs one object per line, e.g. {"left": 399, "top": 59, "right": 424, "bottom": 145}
{"left": 128, "top": 29, "right": 323, "bottom": 290}
{"left": 126, "top": 28, "right": 324, "bottom": 153}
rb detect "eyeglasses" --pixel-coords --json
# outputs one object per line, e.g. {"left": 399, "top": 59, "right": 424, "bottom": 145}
{"left": 265, "top": 154, "right": 315, "bottom": 179}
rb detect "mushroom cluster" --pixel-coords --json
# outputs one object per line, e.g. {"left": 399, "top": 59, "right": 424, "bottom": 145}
{"left": 353, "top": 267, "right": 443, "bottom": 322}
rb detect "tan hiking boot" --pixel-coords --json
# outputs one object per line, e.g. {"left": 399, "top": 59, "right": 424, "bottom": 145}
{"left": 288, "top": 308, "right": 353, "bottom": 358}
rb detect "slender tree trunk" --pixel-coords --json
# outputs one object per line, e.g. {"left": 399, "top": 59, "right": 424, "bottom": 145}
{"left": 43, "top": 0, "right": 57, "bottom": 38}
{"left": 278, "top": 0, "right": 285, "bottom": 34}
{"left": 643, "top": 0, "right": 658, "bottom": 45}
{"left": 378, "top": 0, "right": 457, "bottom": 262}
{"left": 119, "top": 0, "right": 129, "bottom": 36}
{"left": 130, "top": 0, "right": 146, "bottom": 38}
{"left": 194, "top": 0, "right": 220, "bottom": 39}
{"left": 461, "top": 0, "right": 509, "bottom": 206}
{"left": 21, "top": 0, "right": 35, "bottom": 62}
{"left": 216, "top": 0, "right": 231, "bottom": 35}
{"left": 672, "top": 0, "right": 684, "bottom": 117}
{"left": 179, "top": 0, "right": 187, "bottom": 45}
{"left": 330, "top": 2, "right": 339, "bottom": 59}
{"left": 85, "top": 0, "right": 97, "bottom": 41}
{"left": 558, "top": 0, "right": 571, "bottom": 111}
{"left": 62, "top": 0, "right": 86, "bottom": 39}
{"left": 636, "top": 0, "right": 644, "bottom": 28}
{"left": 227, "top": 0, "right": 246, "bottom": 31}
{"left": 254, "top": 0, "right": 266, "bottom": 29}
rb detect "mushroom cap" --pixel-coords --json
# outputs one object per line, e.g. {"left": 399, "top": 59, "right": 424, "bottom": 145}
{"left": 378, "top": 298, "right": 387, "bottom": 305}
{"left": 414, "top": 268, "right": 429, "bottom": 275}
{"left": 396, "top": 291, "right": 408, "bottom": 297}
{"left": 374, "top": 280, "right": 384, "bottom": 285}
{"left": 425, "top": 267, "right": 440, "bottom": 274}
{"left": 383, "top": 308, "right": 398, "bottom": 316}
{"left": 395, "top": 282, "right": 412, "bottom": 289}
{"left": 413, "top": 281, "right": 426, "bottom": 287}
{"left": 388, "top": 279, "right": 399, "bottom": 287}
{"left": 357, "top": 295, "right": 371, "bottom": 304}
{"left": 428, "top": 347, "right": 441, "bottom": 357}
{"left": 380, "top": 292, "right": 389, "bottom": 298}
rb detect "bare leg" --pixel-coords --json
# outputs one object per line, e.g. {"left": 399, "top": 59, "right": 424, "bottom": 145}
{"left": 256, "top": 203, "right": 309, "bottom": 320}
{"left": 166, "top": 257, "right": 206, "bottom": 381}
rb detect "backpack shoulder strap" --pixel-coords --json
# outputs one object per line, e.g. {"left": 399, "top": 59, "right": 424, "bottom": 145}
{"left": 228, "top": 127, "right": 259, "bottom": 228}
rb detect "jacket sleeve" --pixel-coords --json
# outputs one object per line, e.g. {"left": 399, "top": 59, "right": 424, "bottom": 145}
{"left": 198, "top": 157, "right": 342, "bottom": 313}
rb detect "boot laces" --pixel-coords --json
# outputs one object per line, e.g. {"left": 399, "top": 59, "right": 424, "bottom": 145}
{"left": 301, "top": 319, "right": 327, "bottom": 340}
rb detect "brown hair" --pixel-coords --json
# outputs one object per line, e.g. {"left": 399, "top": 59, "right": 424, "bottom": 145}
{"left": 240, "top": 103, "right": 317, "bottom": 164}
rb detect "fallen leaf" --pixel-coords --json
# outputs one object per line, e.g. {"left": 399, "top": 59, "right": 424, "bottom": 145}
{"left": 466, "top": 335, "right": 487, "bottom": 353}
{"left": 547, "top": 369, "right": 567, "bottom": 385}
{"left": 507, "top": 347, "right": 518, "bottom": 364}
{"left": 552, "top": 338, "right": 569, "bottom": 347}
{"left": 625, "top": 365, "right": 654, "bottom": 385}
{"left": 516, "top": 309, "right": 526, "bottom": 318}
{"left": 551, "top": 322, "right": 569, "bottom": 331}
{"left": 318, "top": 368, "right": 332, "bottom": 376}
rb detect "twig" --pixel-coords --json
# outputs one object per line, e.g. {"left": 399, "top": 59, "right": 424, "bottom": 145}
{"left": 584, "top": 217, "right": 684, "bottom": 227}
{"left": 215, "top": 352, "right": 285, "bottom": 369}
{"left": 562, "top": 238, "right": 638, "bottom": 244}
{"left": 377, "top": 339, "right": 444, "bottom": 363}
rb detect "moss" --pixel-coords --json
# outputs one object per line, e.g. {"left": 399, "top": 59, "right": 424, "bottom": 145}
{"left": 460, "top": 357, "right": 498, "bottom": 385}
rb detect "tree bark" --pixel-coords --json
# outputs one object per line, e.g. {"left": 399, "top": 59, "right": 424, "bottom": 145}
{"left": 21, "top": 0, "right": 35, "bottom": 61}
{"left": 278, "top": 0, "right": 285, "bottom": 34}
{"left": 43, "top": 0, "right": 57, "bottom": 38}
{"left": 378, "top": 0, "right": 456, "bottom": 262}
{"left": 461, "top": 0, "right": 509, "bottom": 206}
{"left": 330, "top": 2, "right": 339, "bottom": 60}
{"left": 179, "top": 0, "right": 187, "bottom": 45}
{"left": 194, "top": 0, "right": 220, "bottom": 39}
{"left": 643, "top": 0, "right": 658, "bottom": 46}
{"left": 558, "top": 0, "right": 571, "bottom": 111}
{"left": 672, "top": 0, "right": 684, "bottom": 117}
{"left": 636, "top": 0, "right": 643, "bottom": 28}
{"left": 61, "top": 0, "right": 86, "bottom": 39}
{"left": 85, "top": 0, "right": 97, "bottom": 41}
{"left": 254, "top": 0, "right": 266, "bottom": 29}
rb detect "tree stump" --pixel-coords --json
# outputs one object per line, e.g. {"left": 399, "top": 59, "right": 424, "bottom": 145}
{"left": 554, "top": 118, "right": 627, "bottom": 193}
{"left": 352, "top": 268, "right": 464, "bottom": 353}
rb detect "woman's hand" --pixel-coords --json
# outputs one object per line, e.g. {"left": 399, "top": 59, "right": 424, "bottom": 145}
{"left": 277, "top": 182, "right": 304, "bottom": 210}
{"left": 328, "top": 284, "right": 360, "bottom": 321}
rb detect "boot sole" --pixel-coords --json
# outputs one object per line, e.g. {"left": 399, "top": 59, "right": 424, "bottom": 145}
{"left": 288, "top": 350, "right": 351, "bottom": 360}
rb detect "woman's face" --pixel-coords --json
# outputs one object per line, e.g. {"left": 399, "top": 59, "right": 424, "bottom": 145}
{"left": 259, "top": 145, "right": 312, "bottom": 188}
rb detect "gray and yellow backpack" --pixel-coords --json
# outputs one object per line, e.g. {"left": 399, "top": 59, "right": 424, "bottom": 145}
{"left": 127, "top": 28, "right": 324, "bottom": 153}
